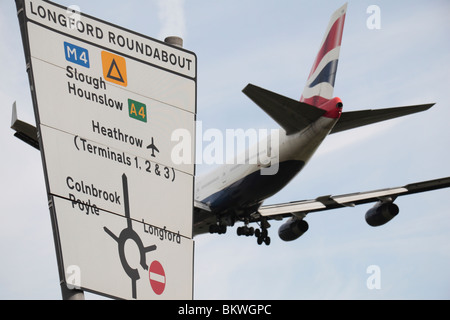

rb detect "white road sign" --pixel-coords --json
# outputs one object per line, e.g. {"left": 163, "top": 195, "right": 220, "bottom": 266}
{"left": 24, "top": 0, "right": 196, "bottom": 78}
{"left": 26, "top": 7, "right": 196, "bottom": 174}
{"left": 40, "top": 124, "right": 193, "bottom": 238}
{"left": 31, "top": 54, "right": 195, "bottom": 175}
{"left": 53, "top": 196, "right": 194, "bottom": 300}
{"left": 17, "top": 0, "right": 196, "bottom": 299}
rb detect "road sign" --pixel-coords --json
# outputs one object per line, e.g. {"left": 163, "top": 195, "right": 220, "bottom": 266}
{"left": 40, "top": 124, "right": 193, "bottom": 237}
{"left": 53, "top": 196, "right": 194, "bottom": 300}
{"left": 27, "top": 21, "right": 195, "bottom": 175}
{"left": 16, "top": 0, "right": 196, "bottom": 300}
{"left": 149, "top": 261, "right": 166, "bottom": 295}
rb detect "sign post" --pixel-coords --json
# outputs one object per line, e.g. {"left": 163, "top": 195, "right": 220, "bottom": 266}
{"left": 15, "top": 0, "right": 196, "bottom": 300}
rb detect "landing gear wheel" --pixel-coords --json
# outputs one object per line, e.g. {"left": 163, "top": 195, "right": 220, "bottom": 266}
{"left": 255, "top": 228, "right": 270, "bottom": 246}
{"left": 257, "top": 236, "right": 263, "bottom": 245}
{"left": 209, "top": 224, "right": 227, "bottom": 235}
{"left": 237, "top": 226, "right": 254, "bottom": 237}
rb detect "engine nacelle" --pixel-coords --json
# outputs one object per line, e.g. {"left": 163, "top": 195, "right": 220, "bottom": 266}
{"left": 278, "top": 217, "right": 309, "bottom": 241}
{"left": 365, "top": 201, "right": 399, "bottom": 227}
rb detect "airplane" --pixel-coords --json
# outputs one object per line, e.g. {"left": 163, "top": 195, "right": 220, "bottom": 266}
{"left": 11, "top": 3, "right": 450, "bottom": 246}
{"left": 191, "top": 3, "right": 450, "bottom": 245}
{"left": 146, "top": 137, "right": 160, "bottom": 158}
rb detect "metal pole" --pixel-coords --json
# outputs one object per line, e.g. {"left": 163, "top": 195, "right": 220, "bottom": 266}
{"left": 60, "top": 282, "right": 85, "bottom": 300}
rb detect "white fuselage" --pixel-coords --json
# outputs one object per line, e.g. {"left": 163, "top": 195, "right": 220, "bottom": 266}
{"left": 193, "top": 115, "right": 339, "bottom": 234}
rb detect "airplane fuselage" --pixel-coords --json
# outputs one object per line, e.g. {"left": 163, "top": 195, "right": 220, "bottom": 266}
{"left": 193, "top": 103, "right": 341, "bottom": 235}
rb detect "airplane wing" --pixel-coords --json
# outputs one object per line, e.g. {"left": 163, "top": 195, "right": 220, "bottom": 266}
{"left": 258, "top": 176, "right": 450, "bottom": 219}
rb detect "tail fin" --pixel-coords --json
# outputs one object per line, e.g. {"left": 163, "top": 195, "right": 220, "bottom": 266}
{"left": 300, "top": 3, "right": 347, "bottom": 107}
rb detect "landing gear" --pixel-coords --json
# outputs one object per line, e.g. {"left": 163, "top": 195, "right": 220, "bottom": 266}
{"left": 255, "top": 228, "right": 271, "bottom": 246}
{"left": 236, "top": 220, "right": 271, "bottom": 246}
{"left": 236, "top": 225, "right": 254, "bottom": 236}
{"left": 209, "top": 223, "right": 227, "bottom": 235}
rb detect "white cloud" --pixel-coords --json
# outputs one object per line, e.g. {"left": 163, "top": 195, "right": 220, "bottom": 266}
{"left": 157, "top": 0, "right": 186, "bottom": 40}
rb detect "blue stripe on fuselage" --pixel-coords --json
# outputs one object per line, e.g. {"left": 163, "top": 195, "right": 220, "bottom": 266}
{"left": 201, "top": 160, "right": 305, "bottom": 213}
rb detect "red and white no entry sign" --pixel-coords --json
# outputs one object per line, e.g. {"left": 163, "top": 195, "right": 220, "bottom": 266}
{"left": 149, "top": 260, "right": 166, "bottom": 295}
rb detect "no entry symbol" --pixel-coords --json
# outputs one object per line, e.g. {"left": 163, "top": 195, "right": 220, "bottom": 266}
{"left": 149, "top": 260, "right": 166, "bottom": 295}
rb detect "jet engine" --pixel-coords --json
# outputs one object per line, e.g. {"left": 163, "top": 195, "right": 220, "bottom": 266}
{"left": 278, "top": 217, "right": 309, "bottom": 241}
{"left": 365, "top": 201, "right": 399, "bottom": 227}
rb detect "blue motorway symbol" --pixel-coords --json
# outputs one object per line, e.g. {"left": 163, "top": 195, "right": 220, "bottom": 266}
{"left": 64, "top": 42, "right": 90, "bottom": 68}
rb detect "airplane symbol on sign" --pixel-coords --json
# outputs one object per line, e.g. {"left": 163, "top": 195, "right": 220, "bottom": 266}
{"left": 147, "top": 137, "right": 159, "bottom": 158}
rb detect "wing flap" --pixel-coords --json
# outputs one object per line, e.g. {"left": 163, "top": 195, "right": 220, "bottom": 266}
{"left": 330, "top": 103, "right": 435, "bottom": 134}
{"left": 243, "top": 84, "right": 325, "bottom": 135}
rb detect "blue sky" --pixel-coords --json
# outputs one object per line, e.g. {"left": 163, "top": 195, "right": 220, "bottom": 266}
{"left": 1, "top": 0, "right": 449, "bottom": 299}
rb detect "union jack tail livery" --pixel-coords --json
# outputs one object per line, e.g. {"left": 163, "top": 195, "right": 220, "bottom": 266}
{"left": 300, "top": 3, "right": 347, "bottom": 108}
